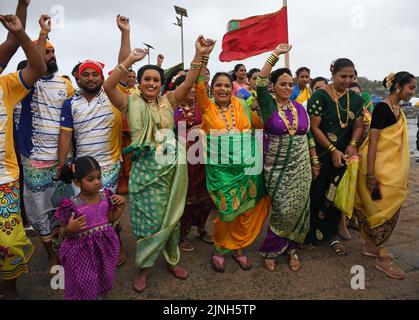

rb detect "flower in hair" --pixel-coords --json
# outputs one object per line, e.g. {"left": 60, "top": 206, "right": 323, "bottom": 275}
{"left": 330, "top": 61, "right": 336, "bottom": 73}
{"left": 385, "top": 73, "right": 395, "bottom": 89}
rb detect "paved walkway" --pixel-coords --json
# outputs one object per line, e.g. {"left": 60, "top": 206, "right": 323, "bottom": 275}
{"left": 6, "top": 160, "right": 419, "bottom": 300}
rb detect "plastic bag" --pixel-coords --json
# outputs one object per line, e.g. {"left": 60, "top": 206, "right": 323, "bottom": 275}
{"left": 334, "top": 156, "right": 360, "bottom": 218}
{"left": 51, "top": 181, "right": 75, "bottom": 208}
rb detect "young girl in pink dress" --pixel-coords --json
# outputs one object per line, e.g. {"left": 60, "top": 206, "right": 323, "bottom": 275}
{"left": 55, "top": 156, "right": 125, "bottom": 300}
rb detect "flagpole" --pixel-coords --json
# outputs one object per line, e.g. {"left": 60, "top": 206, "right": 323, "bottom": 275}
{"left": 283, "top": 0, "right": 290, "bottom": 69}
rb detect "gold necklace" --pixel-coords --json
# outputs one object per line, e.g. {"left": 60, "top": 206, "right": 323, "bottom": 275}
{"left": 276, "top": 99, "right": 298, "bottom": 136}
{"left": 216, "top": 101, "right": 236, "bottom": 133}
{"left": 331, "top": 87, "right": 350, "bottom": 128}
{"left": 386, "top": 96, "right": 400, "bottom": 120}
{"left": 145, "top": 95, "right": 170, "bottom": 129}
{"left": 179, "top": 102, "right": 196, "bottom": 127}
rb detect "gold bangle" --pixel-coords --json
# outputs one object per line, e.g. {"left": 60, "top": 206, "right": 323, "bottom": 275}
{"left": 266, "top": 53, "right": 279, "bottom": 66}
{"left": 350, "top": 139, "right": 358, "bottom": 147}
{"left": 117, "top": 64, "right": 129, "bottom": 74}
{"left": 39, "top": 30, "right": 47, "bottom": 36}
{"left": 190, "top": 62, "right": 201, "bottom": 70}
{"left": 201, "top": 55, "right": 209, "bottom": 67}
{"left": 328, "top": 144, "right": 336, "bottom": 153}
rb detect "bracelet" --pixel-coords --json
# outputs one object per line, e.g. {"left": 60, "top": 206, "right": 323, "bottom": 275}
{"left": 256, "top": 76, "right": 269, "bottom": 87}
{"left": 328, "top": 144, "right": 337, "bottom": 153}
{"left": 201, "top": 55, "right": 209, "bottom": 68}
{"left": 266, "top": 53, "right": 279, "bottom": 67}
{"left": 367, "top": 174, "right": 376, "bottom": 179}
{"left": 39, "top": 30, "right": 47, "bottom": 37}
{"left": 117, "top": 64, "right": 129, "bottom": 74}
{"left": 190, "top": 62, "right": 202, "bottom": 70}
{"left": 350, "top": 139, "right": 358, "bottom": 147}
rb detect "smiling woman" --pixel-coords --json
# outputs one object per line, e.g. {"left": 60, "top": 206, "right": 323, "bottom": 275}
{"left": 305, "top": 58, "right": 364, "bottom": 255}
{"left": 192, "top": 45, "right": 271, "bottom": 274}
{"left": 255, "top": 44, "right": 316, "bottom": 273}
{"left": 355, "top": 71, "right": 416, "bottom": 280}
{"left": 103, "top": 29, "right": 216, "bottom": 293}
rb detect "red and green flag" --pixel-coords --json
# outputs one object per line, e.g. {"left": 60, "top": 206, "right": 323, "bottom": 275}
{"left": 219, "top": 7, "right": 289, "bottom": 62}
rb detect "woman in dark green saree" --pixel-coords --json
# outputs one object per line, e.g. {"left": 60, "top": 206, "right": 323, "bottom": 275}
{"left": 305, "top": 58, "right": 364, "bottom": 255}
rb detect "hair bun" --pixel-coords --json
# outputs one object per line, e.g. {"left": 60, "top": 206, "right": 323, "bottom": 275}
{"left": 385, "top": 73, "right": 396, "bottom": 89}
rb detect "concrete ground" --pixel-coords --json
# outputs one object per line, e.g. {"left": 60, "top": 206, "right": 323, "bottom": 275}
{"left": 3, "top": 159, "right": 419, "bottom": 300}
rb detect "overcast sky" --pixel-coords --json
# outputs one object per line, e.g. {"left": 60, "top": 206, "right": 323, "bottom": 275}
{"left": 1, "top": 0, "right": 418, "bottom": 85}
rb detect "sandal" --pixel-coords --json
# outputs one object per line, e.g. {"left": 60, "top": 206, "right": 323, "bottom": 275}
{"left": 211, "top": 253, "right": 225, "bottom": 273}
{"left": 289, "top": 253, "right": 301, "bottom": 272}
{"left": 264, "top": 259, "right": 275, "bottom": 272}
{"left": 327, "top": 239, "right": 350, "bottom": 256}
{"left": 180, "top": 240, "right": 194, "bottom": 252}
{"left": 232, "top": 253, "right": 252, "bottom": 271}
{"left": 375, "top": 258, "right": 405, "bottom": 280}
{"left": 167, "top": 265, "right": 188, "bottom": 280}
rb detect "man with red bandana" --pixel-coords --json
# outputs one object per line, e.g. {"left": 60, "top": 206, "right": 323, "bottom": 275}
{"left": 56, "top": 16, "right": 132, "bottom": 268}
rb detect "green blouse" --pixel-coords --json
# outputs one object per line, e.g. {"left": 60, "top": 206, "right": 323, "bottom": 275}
{"left": 307, "top": 88, "right": 364, "bottom": 155}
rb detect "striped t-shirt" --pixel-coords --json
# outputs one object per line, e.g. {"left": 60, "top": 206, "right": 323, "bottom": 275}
{"left": 60, "top": 89, "right": 122, "bottom": 168}
{"left": 18, "top": 74, "right": 75, "bottom": 161}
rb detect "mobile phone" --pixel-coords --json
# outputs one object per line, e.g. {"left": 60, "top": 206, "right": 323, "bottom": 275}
{"left": 371, "top": 183, "right": 382, "bottom": 201}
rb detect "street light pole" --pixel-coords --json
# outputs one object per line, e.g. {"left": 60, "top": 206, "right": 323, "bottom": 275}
{"left": 174, "top": 5, "right": 188, "bottom": 66}
{"left": 143, "top": 42, "right": 155, "bottom": 65}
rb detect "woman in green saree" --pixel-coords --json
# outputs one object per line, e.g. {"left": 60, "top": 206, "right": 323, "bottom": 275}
{"left": 104, "top": 36, "right": 216, "bottom": 292}
{"left": 305, "top": 58, "right": 364, "bottom": 255}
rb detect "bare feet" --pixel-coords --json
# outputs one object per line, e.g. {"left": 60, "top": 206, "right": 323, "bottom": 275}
{"left": 264, "top": 259, "right": 275, "bottom": 272}
{"left": 133, "top": 269, "right": 148, "bottom": 293}
{"left": 289, "top": 253, "right": 301, "bottom": 272}
{"left": 167, "top": 265, "right": 188, "bottom": 279}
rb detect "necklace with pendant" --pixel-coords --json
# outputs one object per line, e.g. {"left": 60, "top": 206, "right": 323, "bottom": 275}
{"left": 180, "top": 102, "right": 196, "bottom": 127}
{"left": 276, "top": 99, "right": 298, "bottom": 135}
{"left": 216, "top": 101, "right": 236, "bottom": 133}
{"left": 332, "top": 86, "right": 351, "bottom": 128}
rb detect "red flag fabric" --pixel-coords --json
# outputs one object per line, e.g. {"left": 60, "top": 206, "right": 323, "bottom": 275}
{"left": 219, "top": 7, "right": 288, "bottom": 62}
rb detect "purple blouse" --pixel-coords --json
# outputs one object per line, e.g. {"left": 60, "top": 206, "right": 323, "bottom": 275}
{"left": 265, "top": 101, "right": 309, "bottom": 136}
{"left": 54, "top": 189, "right": 114, "bottom": 232}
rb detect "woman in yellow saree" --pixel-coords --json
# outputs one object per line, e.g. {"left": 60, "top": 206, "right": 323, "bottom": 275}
{"left": 355, "top": 71, "right": 416, "bottom": 279}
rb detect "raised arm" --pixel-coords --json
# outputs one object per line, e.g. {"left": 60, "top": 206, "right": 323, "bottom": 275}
{"left": 257, "top": 43, "right": 292, "bottom": 122}
{"left": 103, "top": 48, "right": 148, "bottom": 111}
{"left": 117, "top": 15, "right": 131, "bottom": 64}
{"left": 35, "top": 15, "right": 51, "bottom": 56}
{"left": 173, "top": 36, "right": 216, "bottom": 104}
{"left": 0, "top": 0, "right": 30, "bottom": 73}
{"left": 0, "top": 15, "right": 46, "bottom": 87}
{"left": 259, "top": 43, "right": 292, "bottom": 78}
{"left": 156, "top": 54, "right": 164, "bottom": 68}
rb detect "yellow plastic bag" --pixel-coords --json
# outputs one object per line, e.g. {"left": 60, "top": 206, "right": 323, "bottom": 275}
{"left": 334, "top": 156, "right": 360, "bottom": 218}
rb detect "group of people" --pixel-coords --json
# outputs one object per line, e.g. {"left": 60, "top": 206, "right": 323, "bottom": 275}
{"left": 0, "top": 1, "right": 416, "bottom": 300}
